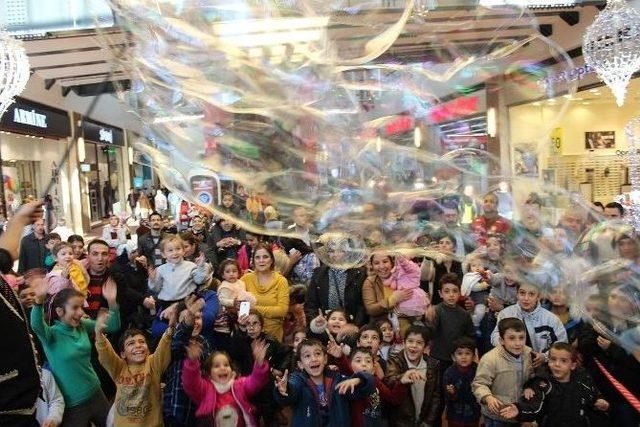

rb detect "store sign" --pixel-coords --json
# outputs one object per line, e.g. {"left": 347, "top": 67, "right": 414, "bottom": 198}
{"left": 430, "top": 96, "right": 480, "bottom": 124}
{"left": 539, "top": 64, "right": 595, "bottom": 89}
{"left": 82, "top": 119, "right": 124, "bottom": 146}
{"left": 0, "top": 97, "right": 71, "bottom": 138}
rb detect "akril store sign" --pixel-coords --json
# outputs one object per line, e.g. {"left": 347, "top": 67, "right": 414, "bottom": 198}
{"left": 0, "top": 97, "right": 71, "bottom": 138}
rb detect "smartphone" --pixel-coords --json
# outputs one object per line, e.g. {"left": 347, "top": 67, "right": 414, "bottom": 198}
{"left": 239, "top": 301, "right": 251, "bottom": 317}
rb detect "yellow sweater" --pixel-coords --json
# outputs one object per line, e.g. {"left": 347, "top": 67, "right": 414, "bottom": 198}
{"left": 69, "top": 261, "right": 88, "bottom": 296}
{"left": 96, "top": 328, "right": 173, "bottom": 426}
{"left": 242, "top": 271, "right": 290, "bottom": 341}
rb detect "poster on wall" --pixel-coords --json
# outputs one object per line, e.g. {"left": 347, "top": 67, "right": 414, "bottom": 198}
{"left": 514, "top": 144, "right": 539, "bottom": 177}
{"left": 585, "top": 131, "right": 615, "bottom": 150}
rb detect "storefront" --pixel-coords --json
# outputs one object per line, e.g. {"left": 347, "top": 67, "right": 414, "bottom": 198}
{"left": 508, "top": 56, "right": 639, "bottom": 214}
{"left": 0, "top": 97, "right": 72, "bottom": 219}
{"left": 80, "top": 119, "right": 126, "bottom": 224}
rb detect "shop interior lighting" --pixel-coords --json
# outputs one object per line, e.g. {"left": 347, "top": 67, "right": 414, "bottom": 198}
{"left": 128, "top": 146, "right": 134, "bottom": 165}
{"left": 414, "top": 127, "right": 422, "bottom": 148}
{"left": 77, "top": 136, "right": 85, "bottom": 163}
{"left": 487, "top": 107, "right": 497, "bottom": 137}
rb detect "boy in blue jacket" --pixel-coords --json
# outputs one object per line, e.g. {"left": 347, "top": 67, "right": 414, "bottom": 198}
{"left": 274, "top": 338, "right": 374, "bottom": 427}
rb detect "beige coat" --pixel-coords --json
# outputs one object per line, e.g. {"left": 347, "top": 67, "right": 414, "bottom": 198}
{"left": 472, "top": 343, "right": 533, "bottom": 422}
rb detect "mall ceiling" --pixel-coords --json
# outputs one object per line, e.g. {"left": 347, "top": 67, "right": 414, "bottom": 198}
{"left": 23, "top": 1, "right": 607, "bottom": 98}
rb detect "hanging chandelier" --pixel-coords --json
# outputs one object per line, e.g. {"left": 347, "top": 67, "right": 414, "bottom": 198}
{"left": 582, "top": 0, "right": 640, "bottom": 107}
{"left": 0, "top": 29, "right": 30, "bottom": 119}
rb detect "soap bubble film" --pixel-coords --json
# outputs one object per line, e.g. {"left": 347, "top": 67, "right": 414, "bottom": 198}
{"left": 101, "top": 1, "right": 640, "bottom": 356}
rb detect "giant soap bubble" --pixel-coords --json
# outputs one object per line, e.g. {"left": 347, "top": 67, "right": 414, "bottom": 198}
{"left": 99, "top": 0, "right": 640, "bottom": 357}
{"left": 103, "top": 0, "right": 576, "bottom": 268}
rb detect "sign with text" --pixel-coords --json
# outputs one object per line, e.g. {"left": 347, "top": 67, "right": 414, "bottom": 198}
{"left": 82, "top": 119, "right": 124, "bottom": 146}
{"left": 0, "top": 97, "right": 71, "bottom": 138}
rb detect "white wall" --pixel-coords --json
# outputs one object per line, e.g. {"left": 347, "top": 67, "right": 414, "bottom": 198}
{"left": 509, "top": 98, "right": 640, "bottom": 158}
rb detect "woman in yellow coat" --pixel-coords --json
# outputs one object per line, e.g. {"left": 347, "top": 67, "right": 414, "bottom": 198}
{"left": 242, "top": 243, "right": 290, "bottom": 341}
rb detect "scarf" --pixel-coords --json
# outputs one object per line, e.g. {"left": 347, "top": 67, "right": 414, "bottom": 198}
{"left": 212, "top": 378, "right": 234, "bottom": 395}
{"left": 327, "top": 268, "right": 347, "bottom": 309}
{"left": 405, "top": 352, "right": 427, "bottom": 420}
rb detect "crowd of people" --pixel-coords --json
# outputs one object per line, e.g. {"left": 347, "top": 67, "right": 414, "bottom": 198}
{"left": 1, "top": 189, "right": 639, "bottom": 427}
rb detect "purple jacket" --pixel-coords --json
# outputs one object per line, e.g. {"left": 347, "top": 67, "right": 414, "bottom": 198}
{"left": 181, "top": 358, "right": 269, "bottom": 427}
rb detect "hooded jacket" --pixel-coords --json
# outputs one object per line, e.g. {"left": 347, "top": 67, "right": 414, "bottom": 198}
{"left": 274, "top": 369, "right": 374, "bottom": 427}
{"left": 491, "top": 302, "right": 568, "bottom": 354}
{"left": 181, "top": 358, "right": 269, "bottom": 427}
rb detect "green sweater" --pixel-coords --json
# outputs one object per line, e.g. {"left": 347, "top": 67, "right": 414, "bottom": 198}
{"left": 30, "top": 305, "right": 120, "bottom": 407}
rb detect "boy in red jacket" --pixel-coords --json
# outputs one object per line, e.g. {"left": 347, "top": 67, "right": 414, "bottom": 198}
{"left": 348, "top": 347, "right": 406, "bottom": 427}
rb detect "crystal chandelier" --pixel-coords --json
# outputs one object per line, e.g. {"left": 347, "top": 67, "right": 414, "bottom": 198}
{"left": 625, "top": 117, "right": 640, "bottom": 232}
{"left": 583, "top": 0, "right": 640, "bottom": 107}
{"left": 0, "top": 29, "right": 30, "bottom": 119}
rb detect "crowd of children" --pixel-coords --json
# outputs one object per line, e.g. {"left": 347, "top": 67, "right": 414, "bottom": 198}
{"left": 3, "top": 191, "right": 640, "bottom": 427}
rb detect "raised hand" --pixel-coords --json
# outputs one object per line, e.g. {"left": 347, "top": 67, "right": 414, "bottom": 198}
{"left": 32, "top": 277, "right": 48, "bottom": 305}
{"left": 102, "top": 278, "right": 118, "bottom": 307}
{"left": 135, "top": 255, "right": 148, "bottom": 269}
{"left": 62, "top": 264, "right": 71, "bottom": 279}
{"left": 446, "top": 384, "right": 456, "bottom": 395}
{"left": 160, "top": 303, "right": 179, "bottom": 322}
{"left": 95, "top": 309, "right": 110, "bottom": 334}
{"left": 147, "top": 266, "right": 157, "bottom": 281}
{"left": 312, "top": 309, "right": 327, "bottom": 329}
{"left": 336, "top": 378, "right": 361, "bottom": 395}
{"left": 336, "top": 323, "right": 359, "bottom": 342}
{"left": 326, "top": 340, "right": 343, "bottom": 358}
{"left": 185, "top": 340, "right": 203, "bottom": 360}
{"left": 275, "top": 369, "right": 289, "bottom": 396}
{"left": 195, "top": 253, "right": 205, "bottom": 266}
{"left": 531, "top": 352, "right": 546, "bottom": 368}
{"left": 251, "top": 339, "right": 269, "bottom": 365}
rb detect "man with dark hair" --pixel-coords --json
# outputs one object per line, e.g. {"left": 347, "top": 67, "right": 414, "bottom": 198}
{"left": 470, "top": 192, "right": 511, "bottom": 246}
{"left": 17, "top": 218, "right": 46, "bottom": 273}
{"left": 604, "top": 202, "right": 624, "bottom": 219}
{"left": 138, "top": 212, "right": 166, "bottom": 267}
{"left": 0, "top": 201, "right": 45, "bottom": 427}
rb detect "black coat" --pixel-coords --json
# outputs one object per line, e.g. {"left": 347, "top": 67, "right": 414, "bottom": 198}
{"left": 306, "top": 265, "right": 368, "bottom": 326}
{"left": 17, "top": 233, "right": 46, "bottom": 273}
{"left": 0, "top": 276, "right": 41, "bottom": 421}
{"left": 516, "top": 367, "right": 608, "bottom": 427}
{"left": 109, "top": 254, "right": 151, "bottom": 330}
{"left": 576, "top": 322, "right": 640, "bottom": 404}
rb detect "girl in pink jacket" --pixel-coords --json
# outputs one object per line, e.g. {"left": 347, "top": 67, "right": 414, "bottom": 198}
{"left": 182, "top": 338, "right": 270, "bottom": 427}
{"left": 388, "top": 255, "right": 428, "bottom": 317}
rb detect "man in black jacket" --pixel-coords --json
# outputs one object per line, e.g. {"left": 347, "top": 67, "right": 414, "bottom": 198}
{"left": 17, "top": 218, "right": 46, "bottom": 273}
{"left": 138, "top": 212, "right": 165, "bottom": 267}
{"left": 0, "top": 201, "right": 45, "bottom": 426}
